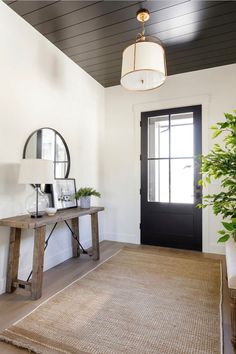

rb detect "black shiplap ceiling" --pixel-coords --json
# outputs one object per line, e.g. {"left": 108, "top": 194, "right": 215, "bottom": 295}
{"left": 4, "top": 0, "right": 236, "bottom": 87}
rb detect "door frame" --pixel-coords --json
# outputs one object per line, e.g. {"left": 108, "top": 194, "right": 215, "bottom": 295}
{"left": 132, "top": 95, "right": 210, "bottom": 251}
{"left": 140, "top": 105, "right": 202, "bottom": 251}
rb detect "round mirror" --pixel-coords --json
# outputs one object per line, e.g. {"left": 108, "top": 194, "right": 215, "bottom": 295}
{"left": 23, "top": 128, "right": 70, "bottom": 178}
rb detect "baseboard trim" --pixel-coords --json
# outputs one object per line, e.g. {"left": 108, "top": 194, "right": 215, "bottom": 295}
{"left": 206, "top": 242, "right": 225, "bottom": 255}
{"left": 0, "top": 277, "right": 6, "bottom": 295}
{"left": 103, "top": 233, "right": 140, "bottom": 244}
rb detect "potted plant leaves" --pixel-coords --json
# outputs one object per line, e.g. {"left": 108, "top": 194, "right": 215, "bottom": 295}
{"left": 198, "top": 110, "right": 236, "bottom": 243}
{"left": 75, "top": 187, "right": 101, "bottom": 209}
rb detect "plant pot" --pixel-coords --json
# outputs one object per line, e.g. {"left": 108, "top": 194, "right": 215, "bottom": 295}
{"left": 80, "top": 196, "right": 91, "bottom": 209}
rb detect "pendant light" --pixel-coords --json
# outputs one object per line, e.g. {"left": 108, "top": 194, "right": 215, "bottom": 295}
{"left": 120, "top": 9, "right": 167, "bottom": 91}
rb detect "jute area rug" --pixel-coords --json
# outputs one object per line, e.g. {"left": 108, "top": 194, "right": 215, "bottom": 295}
{"left": 0, "top": 247, "right": 222, "bottom": 354}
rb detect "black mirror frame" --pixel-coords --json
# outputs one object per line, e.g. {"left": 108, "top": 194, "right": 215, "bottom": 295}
{"left": 23, "top": 127, "right": 71, "bottom": 179}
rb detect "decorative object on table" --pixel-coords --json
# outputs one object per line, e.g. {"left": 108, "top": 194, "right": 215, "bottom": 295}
{"left": 18, "top": 159, "right": 54, "bottom": 218}
{"left": 52, "top": 178, "right": 77, "bottom": 210}
{"left": 45, "top": 207, "right": 57, "bottom": 216}
{"left": 120, "top": 8, "right": 166, "bottom": 91}
{"left": 75, "top": 187, "right": 101, "bottom": 209}
{"left": 198, "top": 110, "right": 236, "bottom": 243}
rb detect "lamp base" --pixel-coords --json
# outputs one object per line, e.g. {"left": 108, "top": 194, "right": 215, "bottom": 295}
{"left": 29, "top": 212, "right": 44, "bottom": 218}
{"left": 26, "top": 188, "right": 49, "bottom": 218}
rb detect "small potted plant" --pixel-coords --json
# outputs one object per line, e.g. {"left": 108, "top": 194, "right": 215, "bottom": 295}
{"left": 75, "top": 187, "right": 101, "bottom": 209}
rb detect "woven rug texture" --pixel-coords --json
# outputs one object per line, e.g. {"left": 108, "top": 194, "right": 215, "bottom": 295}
{"left": 0, "top": 247, "right": 222, "bottom": 354}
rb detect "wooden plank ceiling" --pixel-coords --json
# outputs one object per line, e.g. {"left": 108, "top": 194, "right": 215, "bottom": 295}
{"left": 4, "top": 0, "right": 236, "bottom": 87}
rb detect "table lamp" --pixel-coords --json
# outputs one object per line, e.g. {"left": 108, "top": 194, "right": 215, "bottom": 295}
{"left": 18, "top": 159, "right": 54, "bottom": 218}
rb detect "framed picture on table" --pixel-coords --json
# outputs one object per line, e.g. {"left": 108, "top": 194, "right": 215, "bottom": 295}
{"left": 52, "top": 178, "right": 77, "bottom": 210}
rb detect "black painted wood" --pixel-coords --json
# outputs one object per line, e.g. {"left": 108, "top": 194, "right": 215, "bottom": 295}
{"left": 4, "top": 0, "right": 236, "bottom": 87}
{"left": 9, "top": 1, "right": 57, "bottom": 16}
{"left": 141, "top": 106, "right": 202, "bottom": 251}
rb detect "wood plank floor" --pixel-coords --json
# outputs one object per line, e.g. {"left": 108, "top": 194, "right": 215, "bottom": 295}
{"left": 0, "top": 240, "right": 234, "bottom": 353}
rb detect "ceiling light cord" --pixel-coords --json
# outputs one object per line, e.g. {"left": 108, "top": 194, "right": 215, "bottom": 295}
{"left": 136, "top": 21, "right": 146, "bottom": 42}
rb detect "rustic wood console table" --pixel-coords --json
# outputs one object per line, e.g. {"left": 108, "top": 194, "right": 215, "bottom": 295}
{"left": 0, "top": 207, "right": 104, "bottom": 300}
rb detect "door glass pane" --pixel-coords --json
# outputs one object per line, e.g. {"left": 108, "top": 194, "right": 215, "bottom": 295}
{"left": 148, "top": 115, "right": 169, "bottom": 158}
{"left": 55, "top": 162, "right": 68, "bottom": 178}
{"left": 25, "top": 134, "right": 37, "bottom": 158}
{"left": 42, "top": 129, "right": 55, "bottom": 160}
{"left": 171, "top": 158, "right": 194, "bottom": 204}
{"left": 56, "top": 135, "right": 68, "bottom": 161}
{"left": 148, "top": 160, "right": 169, "bottom": 202}
{"left": 170, "top": 113, "right": 193, "bottom": 157}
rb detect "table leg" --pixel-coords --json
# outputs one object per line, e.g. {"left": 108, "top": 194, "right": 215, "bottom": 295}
{"left": 6, "top": 227, "right": 21, "bottom": 293}
{"left": 91, "top": 213, "right": 100, "bottom": 261}
{"left": 31, "top": 226, "right": 46, "bottom": 300}
{"left": 71, "top": 217, "right": 80, "bottom": 257}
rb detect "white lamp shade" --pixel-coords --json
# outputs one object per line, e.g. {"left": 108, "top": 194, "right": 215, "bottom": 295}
{"left": 120, "top": 41, "right": 166, "bottom": 91}
{"left": 18, "top": 159, "right": 54, "bottom": 184}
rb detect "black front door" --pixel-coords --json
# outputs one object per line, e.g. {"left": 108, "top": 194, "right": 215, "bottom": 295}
{"left": 141, "top": 105, "right": 202, "bottom": 251}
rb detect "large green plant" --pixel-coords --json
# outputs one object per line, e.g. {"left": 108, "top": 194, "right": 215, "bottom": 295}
{"left": 199, "top": 110, "right": 236, "bottom": 243}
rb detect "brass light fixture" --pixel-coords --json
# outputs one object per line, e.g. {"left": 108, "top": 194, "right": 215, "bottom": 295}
{"left": 120, "top": 9, "right": 167, "bottom": 91}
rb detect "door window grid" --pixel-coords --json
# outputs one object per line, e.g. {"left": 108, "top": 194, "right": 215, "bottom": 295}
{"left": 41, "top": 130, "right": 70, "bottom": 178}
{"left": 148, "top": 113, "right": 194, "bottom": 204}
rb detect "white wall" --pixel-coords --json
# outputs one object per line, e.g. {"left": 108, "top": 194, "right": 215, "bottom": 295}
{"left": 104, "top": 63, "right": 236, "bottom": 254}
{"left": 0, "top": 2, "right": 105, "bottom": 294}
